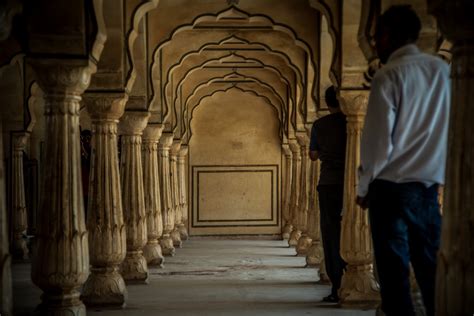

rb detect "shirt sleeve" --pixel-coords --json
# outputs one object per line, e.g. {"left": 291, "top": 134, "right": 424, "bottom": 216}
{"left": 309, "top": 122, "right": 319, "bottom": 152}
{"left": 357, "top": 73, "right": 397, "bottom": 197}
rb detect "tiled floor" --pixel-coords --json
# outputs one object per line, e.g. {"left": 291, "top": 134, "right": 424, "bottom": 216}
{"left": 12, "top": 239, "right": 375, "bottom": 315}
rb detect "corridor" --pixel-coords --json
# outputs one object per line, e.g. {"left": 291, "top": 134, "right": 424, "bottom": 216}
{"left": 13, "top": 239, "right": 375, "bottom": 316}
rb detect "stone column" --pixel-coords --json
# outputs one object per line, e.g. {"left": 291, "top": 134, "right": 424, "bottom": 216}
{"left": 296, "top": 134, "right": 312, "bottom": 255}
{"left": 10, "top": 132, "right": 29, "bottom": 260}
{"left": 306, "top": 159, "right": 324, "bottom": 267}
{"left": 339, "top": 90, "right": 380, "bottom": 307}
{"left": 281, "top": 144, "right": 293, "bottom": 240}
{"left": 427, "top": 2, "right": 474, "bottom": 314}
{"left": 80, "top": 93, "right": 128, "bottom": 307}
{"left": 119, "top": 111, "right": 150, "bottom": 284}
{"left": 288, "top": 139, "right": 301, "bottom": 247}
{"left": 29, "top": 59, "right": 91, "bottom": 316}
{"left": 0, "top": 120, "right": 12, "bottom": 316}
{"left": 158, "top": 133, "right": 175, "bottom": 256}
{"left": 169, "top": 140, "right": 182, "bottom": 248}
{"left": 177, "top": 145, "right": 189, "bottom": 241}
{"left": 142, "top": 124, "right": 165, "bottom": 267}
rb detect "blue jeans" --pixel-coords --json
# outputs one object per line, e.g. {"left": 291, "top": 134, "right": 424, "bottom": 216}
{"left": 369, "top": 180, "right": 441, "bottom": 316}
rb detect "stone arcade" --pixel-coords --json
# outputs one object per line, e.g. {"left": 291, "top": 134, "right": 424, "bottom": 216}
{"left": 0, "top": 0, "right": 472, "bottom": 315}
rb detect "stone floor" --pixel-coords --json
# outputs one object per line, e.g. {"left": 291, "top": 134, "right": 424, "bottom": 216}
{"left": 12, "top": 238, "right": 375, "bottom": 315}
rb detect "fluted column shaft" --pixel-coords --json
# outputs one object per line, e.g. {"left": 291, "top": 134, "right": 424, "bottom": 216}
{"left": 0, "top": 120, "right": 12, "bottom": 316}
{"left": 288, "top": 140, "right": 302, "bottom": 247}
{"left": 29, "top": 59, "right": 91, "bottom": 316}
{"left": 296, "top": 134, "right": 312, "bottom": 255}
{"left": 281, "top": 144, "right": 293, "bottom": 240}
{"left": 306, "top": 159, "right": 324, "bottom": 267}
{"left": 81, "top": 93, "right": 128, "bottom": 307}
{"left": 11, "top": 132, "right": 29, "bottom": 260}
{"left": 177, "top": 146, "right": 189, "bottom": 241}
{"left": 339, "top": 91, "right": 379, "bottom": 307}
{"left": 169, "top": 140, "right": 183, "bottom": 248}
{"left": 119, "top": 111, "right": 150, "bottom": 284}
{"left": 159, "top": 134, "right": 175, "bottom": 256}
{"left": 142, "top": 124, "right": 165, "bottom": 267}
{"left": 428, "top": 2, "right": 474, "bottom": 314}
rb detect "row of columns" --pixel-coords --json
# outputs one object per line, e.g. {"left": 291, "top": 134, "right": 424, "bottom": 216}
{"left": 19, "top": 59, "right": 191, "bottom": 315}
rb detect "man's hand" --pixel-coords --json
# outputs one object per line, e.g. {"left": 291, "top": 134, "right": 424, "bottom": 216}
{"left": 356, "top": 195, "right": 369, "bottom": 210}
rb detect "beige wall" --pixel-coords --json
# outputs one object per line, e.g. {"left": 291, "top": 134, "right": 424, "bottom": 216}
{"left": 189, "top": 89, "right": 281, "bottom": 235}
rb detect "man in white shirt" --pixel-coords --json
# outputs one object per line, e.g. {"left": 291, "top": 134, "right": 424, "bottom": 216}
{"left": 356, "top": 5, "right": 450, "bottom": 316}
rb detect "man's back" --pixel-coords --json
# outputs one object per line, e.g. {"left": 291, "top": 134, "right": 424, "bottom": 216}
{"left": 358, "top": 44, "right": 450, "bottom": 196}
{"left": 310, "top": 112, "right": 346, "bottom": 185}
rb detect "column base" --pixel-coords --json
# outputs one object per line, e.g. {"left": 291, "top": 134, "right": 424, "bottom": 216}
{"left": 36, "top": 290, "right": 86, "bottom": 316}
{"left": 12, "top": 236, "right": 29, "bottom": 260}
{"left": 306, "top": 240, "right": 324, "bottom": 267}
{"left": 288, "top": 229, "right": 301, "bottom": 247}
{"left": 82, "top": 266, "right": 127, "bottom": 308}
{"left": 160, "top": 235, "right": 176, "bottom": 256}
{"left": 317, "top": 258, "right": 331, "bottom": 285}
{"left": 339, "top": 264, "right": 380, "bottom": 308}
{"left": 178, "top": 224, "right": 189, "bottom": 241}
{"left": 143, "top": 240, "right": 164, "bottom": 267}
{"left": 121, "top": 251, "right": 149, "bottom": 284}
{"left": 282, "top": 223, "right": 293, "bottom": 240}
{"left": 296, "top": 235, "right": 312, "bottom": 256}
{"left": 170, "top": 229, "right": 182, "bottom": 248}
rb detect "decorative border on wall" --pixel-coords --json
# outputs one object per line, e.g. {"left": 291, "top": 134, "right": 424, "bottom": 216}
{"left": 191, "top": 164, "right": 279, "bottom": 228}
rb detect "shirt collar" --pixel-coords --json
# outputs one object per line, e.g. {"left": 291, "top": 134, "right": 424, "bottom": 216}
{"left": 387, "top": 44, "right": 420, "bottom": 64}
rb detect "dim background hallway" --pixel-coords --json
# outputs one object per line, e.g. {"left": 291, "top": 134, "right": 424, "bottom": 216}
{"left": 13, "top": 239, "right": 374, "bottom": 316}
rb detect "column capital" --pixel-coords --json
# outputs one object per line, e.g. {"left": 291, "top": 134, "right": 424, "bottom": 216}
{"left": 170, "top": 140, "right": 182, "bottom": 156}
{"left": 296, "top": 133, "right": 310, "bottom": 147}
{"left": 339, "top": 89, "right": 369, "bottom": 117}
{"left": 288, "top": 139, "right": 301, "bottom": 154}
{"left": 83, "top": 92, "right": 128, "bottom": 121}
{"left": 282, "top": 144, "right": 292, "bottom": 156}
{"left": 143, "top": 124, "right": 164, "bottom": 142}
{"left": 11, "top": 132, "right": 30, "bottom": 151}
{"left": 118, "top": 111, "right": 150, "bottom": 135}
{"left": 159, "top": 133, "right": 174, "bottom": 150}
{"left": 28, "top": 58, "right": 92, "bottom": 96}
{"left": 178, "top": 145, "right": 188, "bottom": 158}
{"left": 428, "top": 1, "right": 474, "bottom": 42}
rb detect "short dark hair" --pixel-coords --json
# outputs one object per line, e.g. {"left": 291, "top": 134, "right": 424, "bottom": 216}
{"left": 377, "top": 5, "right": 421, "bottom": 43}
{"left": 325, "top": 86, "right": 339, "bottom": 108}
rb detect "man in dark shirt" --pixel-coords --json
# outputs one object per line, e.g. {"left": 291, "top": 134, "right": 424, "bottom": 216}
{"left": 309, "top": 86, "right": 347, "bottom": 303}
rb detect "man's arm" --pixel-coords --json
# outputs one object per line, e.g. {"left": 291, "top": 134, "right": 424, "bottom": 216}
{"left": 357, "top": 74, "right": 397, "bottom": 200}
{"left": 309, "top": 121, "right": 319, "bottom": 161}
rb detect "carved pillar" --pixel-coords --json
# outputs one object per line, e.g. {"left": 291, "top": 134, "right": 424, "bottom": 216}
{"left": 0, "top": 121, "right": 12, "bottom": 316}
{"left": 177, "top": 145, "right": 189, "bottom": 241}
{"left": 10, "top": 132, "right": 29, "bottom": 260}
{"left": 339, "top": 90, "right": 380, "bottom": 307}
{"left": 119, "top": 111, "right": 150, "bottom": 284}
{"left": 81, "top": 93, "right": 128, "bottom": 307}
{"left": 169, "top": 140, "right": 182, "bottom": 248}
{"left": 158, "top": 133, "right": 175, "bottom": 256}
{"left": 281, "top": 144, "right": 293, "bottom": 240}
{"left": 288, "top": 140, "right": 301, "bottom": 247}
{"left": 427, "top": 2, "right": 474, "bottom": 314}
{"left": 306, "top": 159, "right": 324, "bottom": 267}
{"left": 29, "top": 59, "right": 91, "bottom": 316}
{"left": 296, "top": 134, "right": 312, "bottom": 255}
{"left": 142, "top": 124, "right": 165, "bottom": 267}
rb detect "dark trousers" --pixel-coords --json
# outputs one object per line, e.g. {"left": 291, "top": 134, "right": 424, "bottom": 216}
{"left": 318, "top": 184, "right": 346, "bottom": 297}
{"left": 369, "top": 179, "right": 441, "bottom": 316}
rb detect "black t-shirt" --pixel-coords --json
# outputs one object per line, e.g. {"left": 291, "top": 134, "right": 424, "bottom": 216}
{"left": 310, "top": 112, "right": 347, "bottom": 185}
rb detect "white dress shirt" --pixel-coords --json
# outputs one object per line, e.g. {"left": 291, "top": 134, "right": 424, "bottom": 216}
{"left": 358, "top": 44, "right": 451, "bottom": 197}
